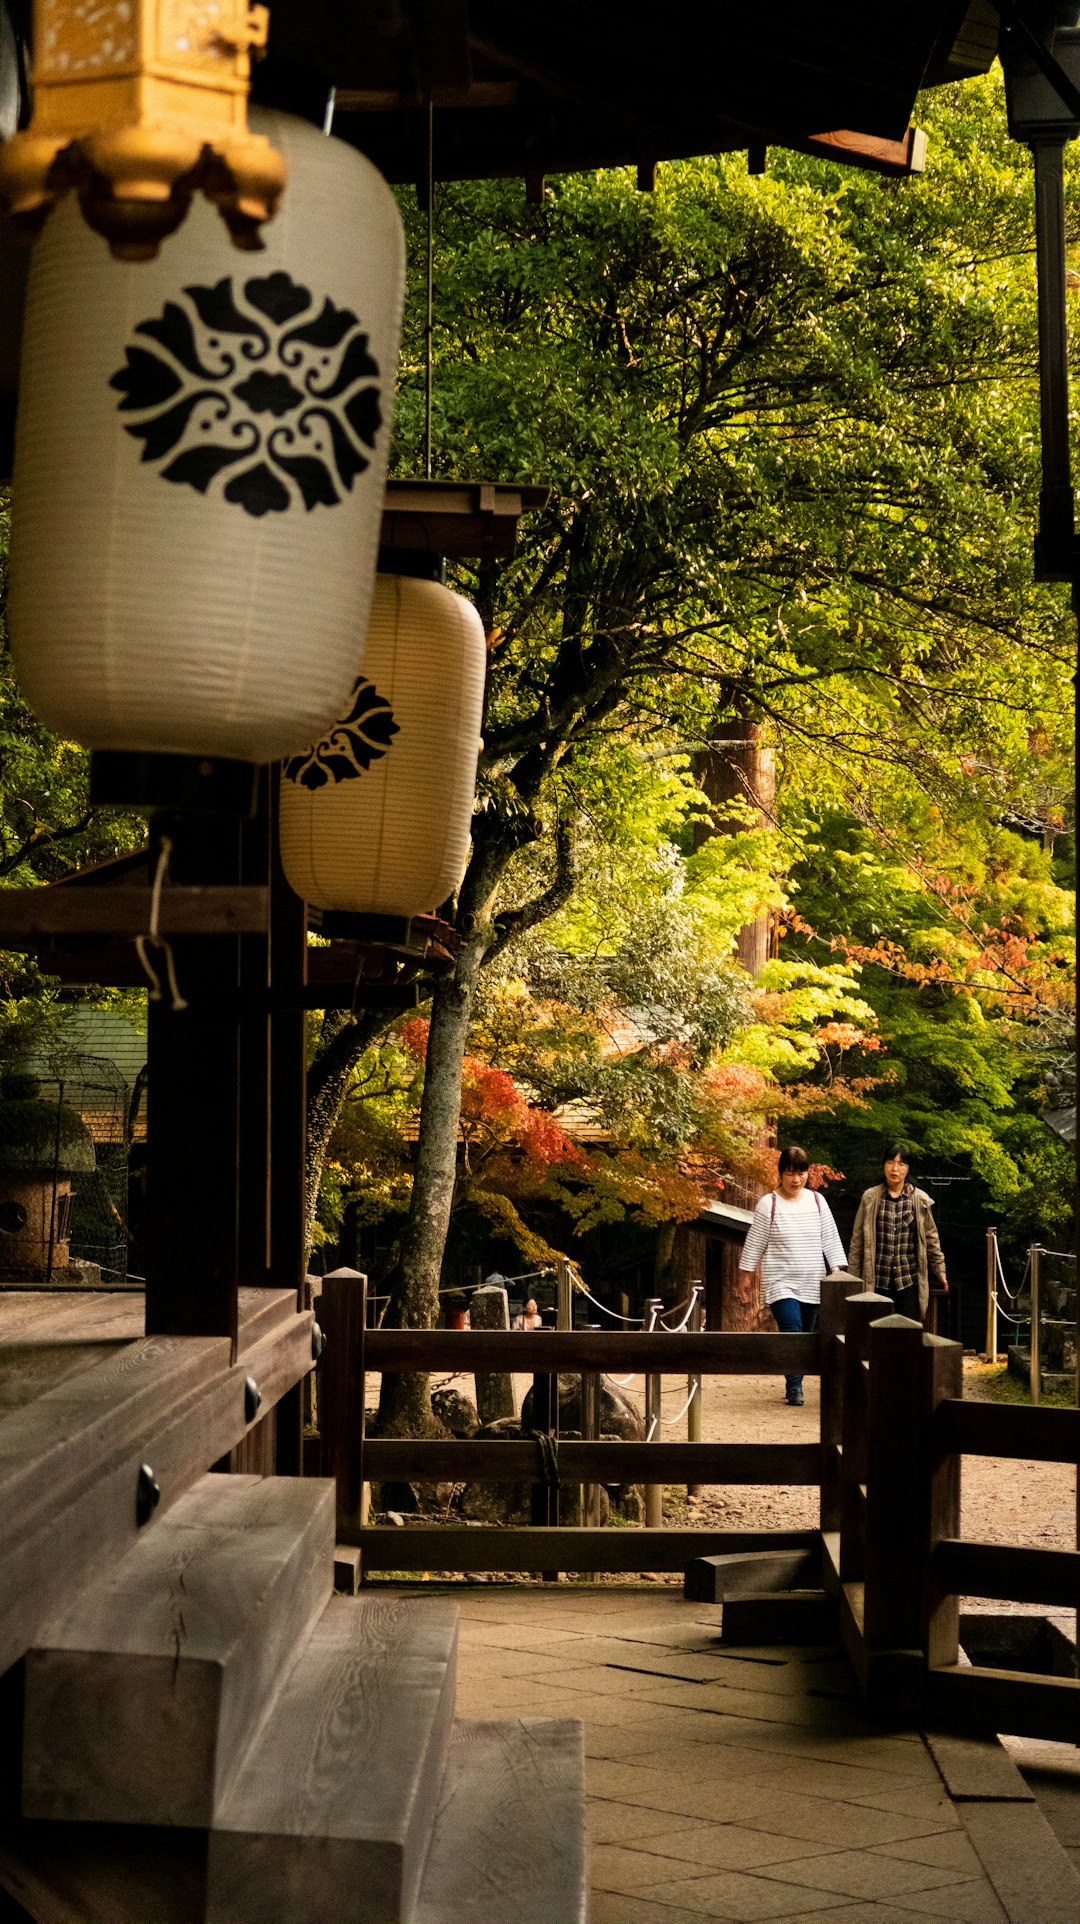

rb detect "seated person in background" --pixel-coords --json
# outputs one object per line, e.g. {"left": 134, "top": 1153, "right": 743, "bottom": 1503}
{"left": 512, "top": 1297, "right": 544, "bottom": 1330}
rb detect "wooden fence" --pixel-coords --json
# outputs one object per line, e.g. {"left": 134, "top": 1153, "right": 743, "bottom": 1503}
{"left": 314, "top": 1270, "right": 1080, "bottom": 1739}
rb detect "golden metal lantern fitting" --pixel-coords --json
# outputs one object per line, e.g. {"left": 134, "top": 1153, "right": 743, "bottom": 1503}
{"left": 0, "top": 2, "right": 286, "bottom": 261}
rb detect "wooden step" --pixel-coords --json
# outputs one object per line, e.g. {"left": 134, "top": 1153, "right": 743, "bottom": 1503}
{"left": 684, "top": 1546, "right": 819, "bottom": 1602}
{"left": 22, "top": 1473, "right": 335, "bottom": 1829}
{"left": 415, "top": 1719, "right": 588, "bottom": 1924}
{"left": 206, "top": 1594, "right": 459, "bottom": 1924}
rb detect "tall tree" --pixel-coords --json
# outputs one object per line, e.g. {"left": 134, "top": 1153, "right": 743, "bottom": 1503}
{"left": 370, "top": 71, "right": 1073, "bottom": 1427}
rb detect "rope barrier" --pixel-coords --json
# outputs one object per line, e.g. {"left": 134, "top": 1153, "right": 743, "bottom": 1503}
{"left": 526, "top": 1430, "right": 560, "bottom": 1489}
{"left": 572, "top": 1280, "right": 646, "bottom": 1325}
{"left": 660, "top": 1380, "right": 699, "bottom": 1426}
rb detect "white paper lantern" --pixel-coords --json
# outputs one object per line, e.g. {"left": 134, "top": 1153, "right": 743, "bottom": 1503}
{"left": 278, "top": 572, "right": 486, "bottom": 919}
{"left": 8, "top": 111, "right": 404, "bottom": 773}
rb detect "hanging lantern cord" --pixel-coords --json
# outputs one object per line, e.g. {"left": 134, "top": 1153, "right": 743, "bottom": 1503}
{"left": 134, "top": 835, "right": 188, "bottom": 1014}
{"left": 424, "top": 96, "right": 434, "bottom": 481}
{"left": 322, "top": 87, "right": 337, "bottom": 138}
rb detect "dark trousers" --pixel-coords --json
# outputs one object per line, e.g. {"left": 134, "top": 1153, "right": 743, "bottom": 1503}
{"left": 770, "top": 1296, "right": 818, "bottom": 1395}
{"left": 889, "top": 1282, "right": 922, "bottom": 1324}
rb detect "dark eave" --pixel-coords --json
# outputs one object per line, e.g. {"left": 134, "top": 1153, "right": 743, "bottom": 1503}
{"left": 253, "top": 2, "right": 998, "bottom": 187}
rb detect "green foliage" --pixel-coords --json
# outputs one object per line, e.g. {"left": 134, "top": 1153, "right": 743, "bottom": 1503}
{"left": 0, "top": 489, "right": 146, "bottom": 1063}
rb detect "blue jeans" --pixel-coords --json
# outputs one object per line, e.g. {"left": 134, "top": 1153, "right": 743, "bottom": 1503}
{"left": 771, "top": 1297, "right": 818, "bottom": 1396}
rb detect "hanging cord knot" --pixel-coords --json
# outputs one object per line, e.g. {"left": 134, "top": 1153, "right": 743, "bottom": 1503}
{"left": 134, "top": 835, "right": 188, "bottom": 1013}
{"left": 526, "top": 1430, "right": 560, "bottom": 1490}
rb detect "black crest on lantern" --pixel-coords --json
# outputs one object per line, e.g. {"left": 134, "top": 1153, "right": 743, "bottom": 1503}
{"left": 282, "top": 679, "right": 400, "bottom": 789}
{"left": 109, "top": 272, "right": 383, "bottom": 517}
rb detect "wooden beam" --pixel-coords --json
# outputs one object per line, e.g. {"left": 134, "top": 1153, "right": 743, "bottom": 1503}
{"left": 0, "top": 1311, "right": 314, "bottom": 1674}
{"left": 0, "top": 886, "right": 268, "bottom": 938}
{"left": 360, "top": 1439, "right": 820, "bottom": 1483}
{"left": 936, "top": 1398, "right": 1080, "bottom": 1463}
{"left": 364, "top": 1329, "right": 820, "bottom": 1373}
{"left": 793, "top": 124, "right": 927, "bottom": 176}
{"left": 349, "top": 1524, "right": 818, "bottom": 1571}
{"left": 927, "top": 1663, "right": 1080, "bottom": 1743}
{"left": 934, "top": 1538, "right": 1080, "bottom": 1608}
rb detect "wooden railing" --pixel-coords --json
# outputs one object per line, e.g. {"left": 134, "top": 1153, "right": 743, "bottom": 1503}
{"left": 314, "top": 1269, "right": 840, "bottom": 1575}
{"left": 314, "top": 1270, "right": 1079, "bottom": 1739}
{"left": 822, "top": 1289, "right": 1080, "bottom": 1741}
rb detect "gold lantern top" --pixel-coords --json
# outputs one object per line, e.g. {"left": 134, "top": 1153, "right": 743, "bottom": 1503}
{"left": 0, "top": 1, "right": 286, "bottom": 259}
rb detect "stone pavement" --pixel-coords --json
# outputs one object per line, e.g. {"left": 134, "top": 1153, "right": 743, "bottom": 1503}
{"left": 406, "top": 1581, "right": 1080, "bottom": 1924}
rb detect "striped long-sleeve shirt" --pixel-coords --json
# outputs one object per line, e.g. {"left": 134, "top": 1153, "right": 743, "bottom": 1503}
{"left": 739, "top": 1188, "right": 847, "bottom": 1306}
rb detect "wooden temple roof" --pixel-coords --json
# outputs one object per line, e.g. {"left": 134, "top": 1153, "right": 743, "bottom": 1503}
{"left": 255, "top": 1, "right": 1000, "bottom": 185}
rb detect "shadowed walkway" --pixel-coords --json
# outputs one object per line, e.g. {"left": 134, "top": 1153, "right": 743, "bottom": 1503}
{"left": 384, "top": 1581, "right": 1080, "bottom": 1924}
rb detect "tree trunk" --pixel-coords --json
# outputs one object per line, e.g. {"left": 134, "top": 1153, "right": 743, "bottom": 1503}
{"left": 695, "top": 715, "right": 775, "bottom": 979}
{"left": 376, "top": 918, "right": 491, "bottom": 1433}
{"left": 304, "top": 1004, "right": 407, "bottom": 1261}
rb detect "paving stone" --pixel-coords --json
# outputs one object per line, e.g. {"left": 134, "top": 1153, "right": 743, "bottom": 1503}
{"left": 924, "top": 1731, "right": 1033, "bottom": 1804}
{"left": 868, "top": 1831, "right": 984, "bottom": 1875}
{"left": 882, "top": 1879, "right": 1009, "bottom": 1921}
{"left": 592, "top": 1891, "right": 726, "bottom": 1924}
{"left": 586, "top": 1796, "right": 701, "bottom": 1846}
{"left": 830, "top": 1784, "right": 962, "bottom": 1825}
{"left": 754, "top": 1849, "right": 973, "bottom": 1901}
{"left": 959, "top": 1799, "right": 1080, "bottom": 1923}
{"left": 591, "top": 1842, "right": 726, "bottom": 1893}
{"left": 762, "top": 1906, "right": 998, "bottom": 1924}
{"left": 586, "top": 1758, "right": 957, "bottom": 1848}
{"left": 625, "top": 1824, "right": 845, "bottom": 1873}
{"left": 641, "top": 1868, "right": 861, "bottom": 1918}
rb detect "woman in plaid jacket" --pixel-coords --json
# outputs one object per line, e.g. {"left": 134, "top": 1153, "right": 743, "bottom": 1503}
{"left": 848, "top": 1142, "right": 948, "bottom": 1324}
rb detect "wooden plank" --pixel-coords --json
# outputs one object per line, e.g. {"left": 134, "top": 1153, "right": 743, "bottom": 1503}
{"left": 0, "top": 1821, "right": 206, "bottom": 1924}
{"left": 237, "top": 1290, "right": 300, "bottom": 1352}
{"left": 351, "top": 1524, "right": 818, "bottom": 1573}
{"left": 0, "top": 1313, "right": 314, "bottom": 1675}
{"left": 0, "top": 886, "right": 268, "bottom": 937}
{"left": 23, "top": 1474, "right": 335, "bottom": 1828}
{"left": 333, "top": 1546, "right": 361, "bottom": 1595}
{"left": 415, "top": 1720, "right": 587, "bottom": 1924}
{"left": 933, "top": 1538, "right": 1080, "bottom": 1607}
{"left": 683, "top": 1547, "right": 819, "bottom": 1603}
{"left": 839, "top": 1293, "right": 892, "bottom": 1581}
{"left": 360, "top": 1439, "right": 820, "bottom": 1484}
{"left": 720, "top": 1594, "right": 834, "bottom": 1644}
{"left": 798, "top": 124, "right": 928, "bottom": 175}
{"left": 936, "top": 1397, "right": 1080, "bottom": 1463}
{"left": 927, "top": 1663, "right": 1080, "bottom": 1743}
{"left": 365, "top": 1329, "right": 820, "bottom": 1373}
{"left": 207, "top": 1596, "right": 459, "bottom": 1924}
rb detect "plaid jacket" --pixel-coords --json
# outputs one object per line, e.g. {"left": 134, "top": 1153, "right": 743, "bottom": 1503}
{"left": 847, "top": 1183, "right": 946, "bottom": 1317}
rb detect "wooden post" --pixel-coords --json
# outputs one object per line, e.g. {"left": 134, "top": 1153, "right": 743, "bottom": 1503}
{"left": 644, "top": 1297, "right": 663, "bottom": 1528}
{"left": 818, "top": 1270, "right": 865, "bottom": 1535}
{"left": 1030, "top": 1242, "right": 1043, "bottom": 1406}
{"left": 921, "top": 1333, "right": 963, "bottom": 1672}
{"left": 317, "top": 1268, "right": 367, "bottom": 1534}
{"left": 268, "top": 780, "right": 309, "bottom": 1474}
{"left": 839, "top": 1291, "right": 892, "bottom": 1582}
{"left": 985, "top": 1226, "right": 998, "bottom": 1364}
{"left": 687, "top": 1284, "right": 703, "bottom": 1497}
{"left": 580, "top": 1328, "right": 601, "bottom": 1579}
{"left": 863, "top": 1313, "right": 926, "bottom": 1653}
{"left": 529, "top": 1366, "right": 559, "bottom": 1580}
{"left": 145, "top": 812, "right": 241, "bottom": 1353}
{"left": 471, "top": 1283, "right": 515, "bottom": 1424}
{"left": 555, "top": 1256, "right": 573, "bottom": 1331}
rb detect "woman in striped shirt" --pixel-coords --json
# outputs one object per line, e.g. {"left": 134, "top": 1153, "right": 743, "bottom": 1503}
{"left": 737, "top": 1145, "right": 847, "bottom": 1406}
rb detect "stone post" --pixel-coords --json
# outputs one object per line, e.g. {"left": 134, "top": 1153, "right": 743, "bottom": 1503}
{"left": 470, "top": 1282, "right": 515, "bottom": 1424}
